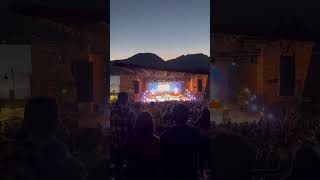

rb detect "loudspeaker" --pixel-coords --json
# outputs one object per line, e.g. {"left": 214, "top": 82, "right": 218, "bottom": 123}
{"left": 74, "top": 61, "right": 93, "bottom": 102}
{"left": 279, "top": 55, "right": 295, "bottom": 96}
{"left": 181, "top": 82, "right": 185, "bottom": 95}
{"left": 133, "top": 80, "right": 139, "bottom": 94}
{"left": 198, "top": 79, "right": 203, "bottom": 92}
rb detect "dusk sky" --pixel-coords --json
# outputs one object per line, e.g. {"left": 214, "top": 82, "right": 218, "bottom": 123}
{"left": 110, "top": 0, "right": 210, "bottom": 60}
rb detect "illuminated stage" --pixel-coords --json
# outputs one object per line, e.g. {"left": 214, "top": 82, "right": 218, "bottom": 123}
{"left": 110, "top": 63, "right": 209, "bottom": 102}
{"left": 141, "top": 81, "right": 196, "bottom": 102}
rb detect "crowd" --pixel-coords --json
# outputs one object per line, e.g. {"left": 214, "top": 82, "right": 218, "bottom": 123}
{"left": 0, "top": 97, "right": 110, "bottom": 180}
{"left": 111, "top": 92, "right": 320, "bottom": 180}
{"left": 0, "top": 93, "right": 320, "bottom": 180}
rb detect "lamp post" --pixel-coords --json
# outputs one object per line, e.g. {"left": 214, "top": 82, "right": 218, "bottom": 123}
{"left": 2, "top": 67, "right": 15, "bottom": 109}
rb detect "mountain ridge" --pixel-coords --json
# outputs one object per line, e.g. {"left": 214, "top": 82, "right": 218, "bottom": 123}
{"left": 111, "top": 53, "right": 210, "bottom": 73}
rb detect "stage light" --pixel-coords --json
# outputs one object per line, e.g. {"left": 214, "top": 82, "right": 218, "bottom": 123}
{"left": 174, "top": 87, "right": 179, "bottom": 94}
{"left": 267, "top": 113, "right": 274, "bottom": 120}
{"left": 251, "top": 104, "right": 258, "bottom": 112}
{"left": 260, "top": 111, "right": 264, "bottom": 116}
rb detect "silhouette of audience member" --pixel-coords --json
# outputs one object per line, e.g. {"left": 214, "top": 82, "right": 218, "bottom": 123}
{"left": 284, "top": 144, "right": 320, "bottom": 180}
{"left": 198, "top": 107, "right": 211, "bottom": 130}
{"left": 210, "top": 131, "right": 254, "bottom": 180}
{"left": 198, "top": 107, "right": 211, "bottom": 176}
{"left": 125, "top": 111, "right": 160, "bottom": 180}
{"left": 148, "top": 102, "right": 161, "bottom": 132}
{"left": 161, "top": 105, "right": 173, "bottom": 131}
{"left": 75, "top": 128, "right": 102, "bottom": 177}
{"left": 160, "top": 103, "right": 201, "bottom": 180}
{"left": 81, "top": 129, "right": 110, "bottom": 180}
{"left": 111, "top": 92, "right": 134, "bottom": 148}
{"left": 11, "top": 97, "right": 87, "bottom": 180}
{"left": 87, "top": 159, "right": 110, "bottom": 180}
{"left": 132, "top": 102, "right": 142, "bottom": 121}
{"left": 110, "top": 92, "right": 135, "bottom": 176}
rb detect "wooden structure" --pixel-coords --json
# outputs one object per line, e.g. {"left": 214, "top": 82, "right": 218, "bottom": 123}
{"left": 15, "top": 2, "right": 110, "bottom": 128}
{"left": 211, "top": 34, "right": 314, "bottom": 106}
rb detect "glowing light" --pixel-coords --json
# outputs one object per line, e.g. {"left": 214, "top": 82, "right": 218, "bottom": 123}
{"left": 244, "top": 88, "right": 250, "bottom": 93}
{"left": 251, "top": 104, "right": 258, "bottom": 111}
{"left": 158, "top": 83, "right": 170, "bottom": 92}
{"left": 267, "top": 113, "right": 274, "bottom": 120}
{"left": 174, "top": 87, "right": 179, "bottom": 94}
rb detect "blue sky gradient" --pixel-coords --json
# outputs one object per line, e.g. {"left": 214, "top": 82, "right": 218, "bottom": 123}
{"left": 111, "top": 0, "right": 210, "bottom": 60}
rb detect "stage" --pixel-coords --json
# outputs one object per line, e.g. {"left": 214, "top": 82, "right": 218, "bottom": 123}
{"left": 142, "top": 81, "right": 197, "bottom": 102}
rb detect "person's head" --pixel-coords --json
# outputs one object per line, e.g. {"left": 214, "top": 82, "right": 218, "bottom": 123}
{"left": 117, "top": 92, "right": 129, "bottom": 105}
{"left": 166, "top": 105, "right": 171, "bottom": 112}
{"left": 199, "top": 107, "right": 210, "bottom": 129}
{"left": 134, "top": 111, "right": 154, "bottom": 136}
{"left": 172, "top": 103, "right": 189, "bottom": 125}
{"left": 24, "top": 97, "right": 59, "bottom": 138}
{"left": 150, "top": 102, "right": 155, "bottom": 107}
{"left": 290, "top": 144, "right": 320, "bottom": 180}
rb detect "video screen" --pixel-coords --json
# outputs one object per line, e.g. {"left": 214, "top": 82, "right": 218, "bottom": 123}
{"left": 149, "top": 81, "right": 182, "bottom": 94}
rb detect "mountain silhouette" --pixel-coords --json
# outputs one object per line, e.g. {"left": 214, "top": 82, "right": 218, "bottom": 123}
{"left": 166, "top": 53, "right": 210, "bottom": 73}
{"left": 111, "top": 53, "right": 210, "bottom": 73}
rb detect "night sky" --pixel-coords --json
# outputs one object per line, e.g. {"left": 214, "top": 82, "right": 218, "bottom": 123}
{"left": 110, "top": 0, "right": 210, "bottom": 60}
